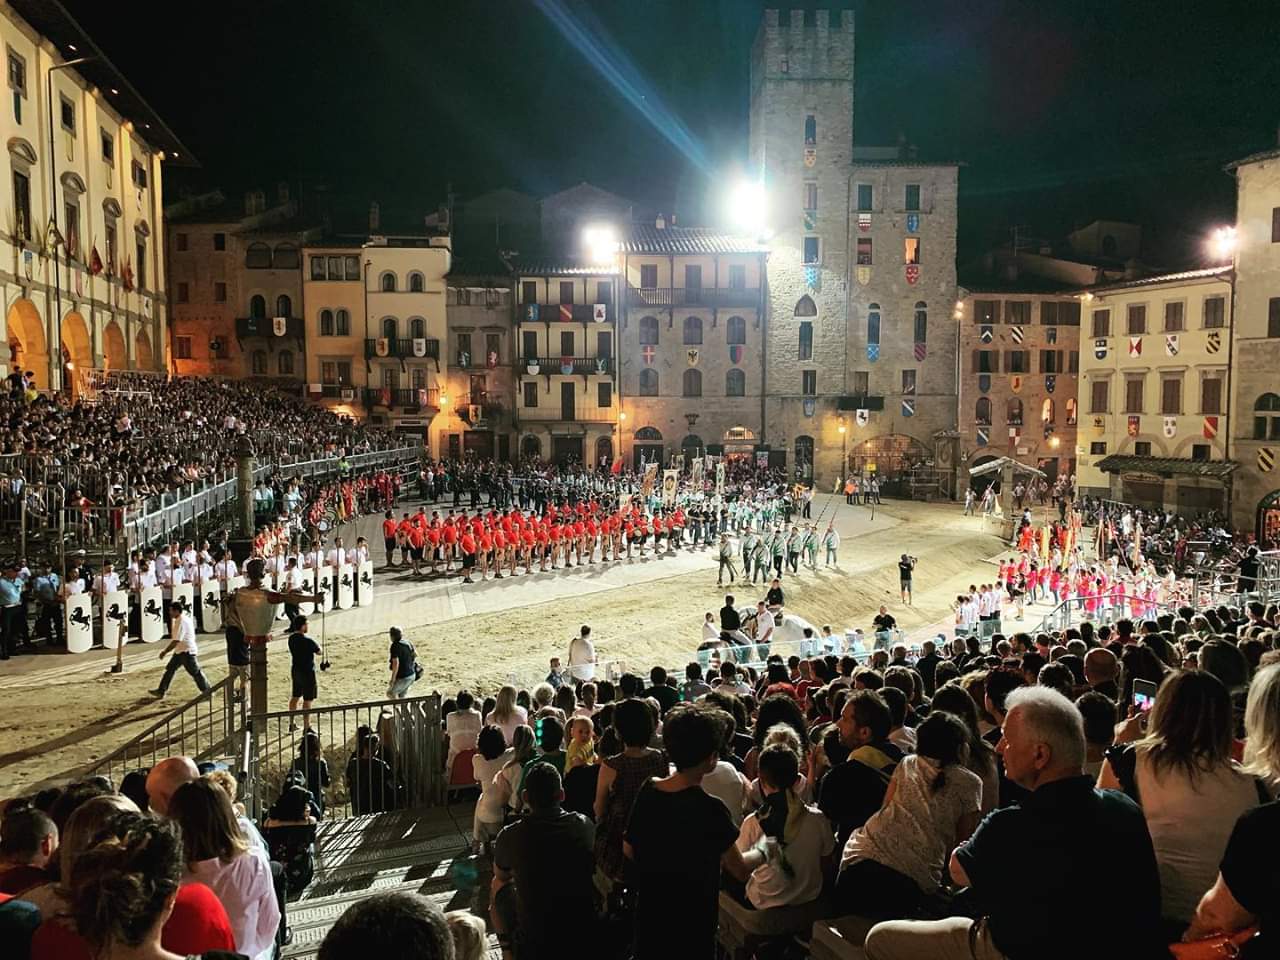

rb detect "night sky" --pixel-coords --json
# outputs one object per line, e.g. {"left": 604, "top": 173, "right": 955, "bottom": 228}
{"left": 64, "top": 0, "right": 1280, "bottom": 263}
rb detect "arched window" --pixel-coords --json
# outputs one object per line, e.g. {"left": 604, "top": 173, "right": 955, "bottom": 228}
{"left": 1042, "top": 397, "right": 1055, "bottom": 423}
{"left": 1255, "top": 392, "right": 1280, "bottom": 440}
{"left": 380, "top": 272, "right": 397, "bottom": 292}
{"left": 245, "top": 242, "right": 271, "bottom": 269}
{"left": 867, "top": 302, "right": 881, "bottom": 345}
{"left": 681, "top": 434, "right": 704, "bottom": 459}
{"left": 1065, "top": 398, "right": 1078, "bottom": 425}
{"left": 794, "top": 295, "right": 817, "bottom": 318}
{"left": 726, "top": 368, "right": 745, "bottom": 397}
{"left": 976, "top": 397, "right": 992, "bottom": 425}
{"left": 795, "top": 435, "right": 815, "bottom": 478}
{"left": 727, "top": 315, "right": 746, "bottom": 344}
{"left": 381, "top": 317, "right": 398, "bottom": 339}
{"left": 595, "top": 436, "right": 613, "bottom": 466}
{"left": 251, "top": 350, "right": 267, "bottom": 375}
{"left": 639, "top": 368, "right": 659, "bottom": 396}
{"left": 408, "top": 272, "right": 425, "bottom": 292}
{"left": 336, "top": 309, "right": 351, "bottom": 336}
{"left": 798, "top": 321, "right": 813, "bottom": 360}
{"left": 410, "top": 317, "right": 425, "bottom": 339}
{"left": 521, "top": 435, "right": 542, "bottom": 459}
{"left": 913, "top": 301, "right": 927, "bottom": 344}
{"left": 683, "top": 368, "right": 702, "bottom": 397}
{"left": 683, "top": 316, "right": 703, "bottom": 344}
{"left": 278, "top": 350, "right": 294, "bottom": 375}
{"left": 1007, "top": 397, "right": 1023, "bottom": 425}
{"left": 275, "top": 294, "right": 292, "bottom": 318}
{"left": 320, "top": 309, "right": 334, "bottom": 336}
{"left": 249, "top": 295, "right": 266, "bottom": 320}
{"left": 635, "top": 426, "right": 663, "bottom": 441}
{"left": 272, "top": 243, "right": 299, "bottom": 269}
{"left": 639, "top": 315, "right": 659, "bottom": 345}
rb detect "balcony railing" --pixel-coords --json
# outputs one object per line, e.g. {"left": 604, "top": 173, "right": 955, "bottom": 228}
{"left": 518, "top": 357, "right": 613, "bottom": 376}
{"left": 517, "top": 302, "right": 613, "bottom": 323}
{"left": 363, "top": 387, "right": 441, "bottom": 410}
{"left": 625, "top": 286, "right": 760, "bottom": 309}
{"left": 364, "top": 338, "right": 440, "bottom": 360}
{"left": 236, "top": 316, "right": 305, "bottom": 339}
{"left": 319, "top": 384, "right": 355, "bottom": 400}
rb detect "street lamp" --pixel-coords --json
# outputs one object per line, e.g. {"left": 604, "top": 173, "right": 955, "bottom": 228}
{"left": 1209, "top": 226, "right": 1237, "bottom": 264}
{"left": 727, "top": 178, "right": 768, "bottom": 237}
{"left": 583, "top": 225, "right": 617, "bottom": 265}
{"left": 617, "top": 410, "right": 627, "bottom": 468}
{"left": 1208, "top": 225, "right": 1240, "bottom": 496}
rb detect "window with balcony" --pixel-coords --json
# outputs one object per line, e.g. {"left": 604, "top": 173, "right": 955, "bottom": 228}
{"left": 249, "top": 295, "right": 266, "bottom": 320}
{"left": 410, "top": 317, "right": 425, "bottom": 339}
{"left": 560, "top": 331, "right": 574, "bottom": 356}
{"left": 559, "top": 281, "right": 574, "bottom": 304}
{"left": 639, "top": 368, "right": 658, "bottom": 396}
{"left": 382, "top": 317, "right": 398, "bottom": 340}
{"left": 521, "top": 280, "right": 537, "bottom": 303}
{"left": 726, "top": 368, "right": 745, "bottom": 397}
{"left": 683, "top": 316, "right": 703, "bottom": 344}
{"left": 276, "top": 295, "right": 291, "bottom": 318}
{"left": 728, "top": 264, "right": 746, "bottom": 289}
{"left": 640, "top": 264, "right": 658, "bottom": 289}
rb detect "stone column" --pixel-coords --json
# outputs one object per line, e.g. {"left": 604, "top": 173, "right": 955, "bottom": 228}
{"left": 235, "top": 434, "right": 256, "bottom": 539}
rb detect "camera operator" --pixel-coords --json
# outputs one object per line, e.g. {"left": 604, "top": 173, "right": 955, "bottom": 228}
{"left": 898, "top": 553, "right": 917, "bottom": 606}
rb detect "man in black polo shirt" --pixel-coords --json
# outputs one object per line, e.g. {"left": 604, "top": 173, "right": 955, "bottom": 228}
{"left": 491, "top": 763, "right": 596, "bottom": 958}
{"left": 872, "top": 605, "right": 896, "bottom": 651}
{"left": 720, "top": 595, "right": 742, "bottom": 634}
{"left": 817, "top": 690, "right": 903, "bottom": 851}
{"left": 863, "top": 686, "right": 1161, "bottom": 960}
{"left": 287, "top": 616, "right": 321, "bottom": 731}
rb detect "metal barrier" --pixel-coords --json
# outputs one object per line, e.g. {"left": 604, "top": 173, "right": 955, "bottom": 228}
{"left": 1032, "top": 592, "right": 1181, "bottom": 634}
{"left": 243, "top": 693, "right": 443, "bottom": 821}
{"left": 87, "top": 676, "right": 246, "bottom": 787}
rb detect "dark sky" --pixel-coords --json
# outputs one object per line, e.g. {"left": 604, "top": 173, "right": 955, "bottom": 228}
{"left": 64, "top": 0, "right": 1280, "bottom": 264}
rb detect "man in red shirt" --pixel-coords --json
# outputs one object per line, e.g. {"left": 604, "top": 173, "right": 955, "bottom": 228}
{"left": 459, "top": 528, "right": 478, "bottom": 584}
{"left": 381, "top": 511, "right": 398, "bottom": 568}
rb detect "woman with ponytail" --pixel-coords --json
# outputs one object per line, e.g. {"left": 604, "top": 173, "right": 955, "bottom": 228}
{"left": 835, "top": 711, "right": 983, "bottom": 918}
{"left": 732, "top": 743, "right": 834, "bottom": 909}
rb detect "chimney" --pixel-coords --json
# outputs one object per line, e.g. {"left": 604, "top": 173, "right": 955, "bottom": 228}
{"left": 369, "top": 201, "right": 380, "bottom": 232}
{"left": 1123, "top": 257, "right": 1140, "bottom": 280}
{"left": 277, "top": 182, "right": 290, "bottom": 205}
{"left": 655, "top": 214, "right": 666, "bottom": 230}
{"left": 670, "top": 211, "right": 677, "bottom": 226}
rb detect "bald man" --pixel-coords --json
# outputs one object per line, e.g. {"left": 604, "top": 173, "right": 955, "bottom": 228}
{"left": 1083, "top": 647, "right": 1119, "bottom": 701}
{"left": 144, "top": 756, "right": 199, "bottom": 816}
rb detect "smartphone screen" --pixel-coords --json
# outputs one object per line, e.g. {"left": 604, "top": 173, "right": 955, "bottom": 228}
{"left": 1132, "top": 679, "right": 1158, "bottom": 714}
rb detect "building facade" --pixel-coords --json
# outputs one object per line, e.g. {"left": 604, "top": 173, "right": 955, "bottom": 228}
{"left": 165, "top": 186, "right": 316, "bottom": 380}
{"left": 512, "top": 257, "right": 619, "bottom": 466}
{"left": 301, "top": 241, "right": 366, "bottom": 421}
{"left": 618, "top": 224, "right": 767, "bottom": 469}
{"left": 957, "top": 288, "right": 1082, "bottom": 485}
{"left": 749, "top": 8, "right": 960, "bottom": 493}
{"left": 1075, "top": 268, "right": 1233, "bottom": 512}
{"left": 0, "top": 0, "right": 185, "bottom": 392}
{"left": 1226, "top": 149, "right": 1280, "bottom": 543}
{"left": 442, "top": 257, "right": 516, "bottom": 462}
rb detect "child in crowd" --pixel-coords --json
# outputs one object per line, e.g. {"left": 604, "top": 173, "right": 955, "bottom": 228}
{"left": 565, "top": 716, "right": 596, "bottom": 770}
{"left": 471, "top": 725, "right": 511, "bottom": 853}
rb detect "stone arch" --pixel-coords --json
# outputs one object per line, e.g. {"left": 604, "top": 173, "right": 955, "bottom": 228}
{"left": 61, "top": 310, "right": 91, "bottom": 378}
{"left": 6, "top": 297, "right": 48, "bottom": 388}
{"left": 794, "top": 295, "right": 817, "bottom": 318}
{"left": 521, "top": 434, "right": 542, "bottom": 459}
{"left": 103, "top": 320, "right": 126, "bottom": 371}
{"left": 135, "top": 328, "right": 154, "bottom": 370}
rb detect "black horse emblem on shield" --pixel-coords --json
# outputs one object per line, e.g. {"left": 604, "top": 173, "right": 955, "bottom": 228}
{"left": 69, "top": 607, "right": 91, "bottom": 629}
{"left": 143, "top": 599, "right": 163, "bottom": 622}
{"left": 360, "top": 572, "right": 372, "bottom": 587}
{"left": 106, "top": 603, "right": 126, "bottom": 623}
{"left": 203, "top": 592, "right": 218, "bottom": 609}
{"left": 340, "top": 574, "right": 352, "bottom": 589}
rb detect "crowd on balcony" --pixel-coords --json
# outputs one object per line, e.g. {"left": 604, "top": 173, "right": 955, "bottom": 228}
{"left": 0, "top": 373, "right": 406, "bottom": 508}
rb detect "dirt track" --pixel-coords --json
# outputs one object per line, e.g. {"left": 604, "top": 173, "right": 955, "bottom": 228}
{"left": 0, "top": 501, "right": 1001, "bottom": 795}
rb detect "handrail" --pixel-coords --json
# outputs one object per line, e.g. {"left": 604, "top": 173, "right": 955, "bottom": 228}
{"left": 1031, "top": 591, "right": 1180, "bottom": 634}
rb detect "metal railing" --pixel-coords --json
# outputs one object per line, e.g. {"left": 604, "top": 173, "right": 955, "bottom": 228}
{"left": 362, "top": 387, "right": 441, "bottom": 410}
{"left": 243, "top": 693, "right": 443, "bottom": 821}
{"left": 87, "top": 676, "right": 246, "bottom": 787}
{"left": 625, "top": 286, "right": 760, "bottom": 308}
{"left": 519, "top": 357, "right": 613, "bottom": 376}
{"left": 363, "top": 337, "right": 441, "bottom": 360}
{"left": 1032, "top": 592, "right": 1179, "bottom": 634}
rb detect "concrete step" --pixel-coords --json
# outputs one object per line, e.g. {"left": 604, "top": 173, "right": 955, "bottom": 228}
{"left": 282, "top": 804, "right": 501, "bottom": 960}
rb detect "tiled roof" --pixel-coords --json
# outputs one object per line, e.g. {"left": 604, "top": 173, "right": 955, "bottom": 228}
{"left": 1094, "top": 455, "right": 1238, "bottom": 479}
{"left": 506, "top": 252, "right": 617, "bottom": 277}
{"left": 449, "top": 254, "right": 511, "bottom": 278}
{"left": 621, "top": 225, "right": 767, "bottom": 255}
{"left": 1088, "top": 266, "right": 1231, "bottom": 293}
{"left": 1225, "top": 147, "right": 1280, "bottom": 171}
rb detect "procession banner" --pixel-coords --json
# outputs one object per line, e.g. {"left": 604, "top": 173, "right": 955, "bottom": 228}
{"left": 715, "top": 461, "right": 726, "bottom": 497}
{"left": 198, "top": 580, "right": 222, "bottom": 633}
{"left": 690, "top": 457, "right": 705, "bottom": 486}
{"left": 139, "top": 585, "right": 165, "bottom": 643}
{"left": 662, "top": 469, "right": 679, "bottom": 506}
{"left": 336, "top": 563, "right": 355, "bottom": 610}
{"left": 641, "top": 462, "right": 658, "bottom": 498}
{"left": 102, "top": 589, "right": 129, "bottom": 647}
{"left": 355, "top": 560, "right": 374, "bottom": 607}
{"left": 65, "top": 593, "right": 93, "bottom": 654}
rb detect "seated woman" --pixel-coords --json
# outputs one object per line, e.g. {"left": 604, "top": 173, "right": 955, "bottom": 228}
{"left": 835, "top": 712, "right": 983, "bottom": 919}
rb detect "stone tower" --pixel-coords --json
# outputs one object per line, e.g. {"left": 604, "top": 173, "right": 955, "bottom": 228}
{"left": 750, "top": 8, "right": 856, "bottom": 483}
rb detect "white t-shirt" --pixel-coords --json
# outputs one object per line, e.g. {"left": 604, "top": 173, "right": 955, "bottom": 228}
{"left": 183, "top": 848, "right": 279, "bottom": 960}
{"left": 172, "top": 613, "right": 198, "bottom": 656}
{"left": 567, "top": 635, "right": 596, "bottom": 680}
{"left": 736, "top": 801, "right": 833, "bottom": 909}
{"left": 446, "top": 707, "right": 483, "bottom": 766}
{"left": 1133, "top": 750, "right": 1260, "bottom": 922}
{"left": 889, "top": 725, "right": 918, "bottom": 755}
{"left": 703, "top": 620, "right": 720, "bottom": 642}
{"left": 841, "top": 754, "right": 982, "bottom": 892}
{"left": 489, "top": 707, "right": 529, "bottom": 746}
{"left": 474, "top": 750, "right": 514, "bottom": 823}
{"left": 701, "top": 760, "right": 750, "bottom": 827}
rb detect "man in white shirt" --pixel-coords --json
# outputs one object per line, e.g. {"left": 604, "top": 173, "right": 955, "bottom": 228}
{"left": 94, "top": 562, "right": 120, "bottom": 597}
{"left": 327, "top": 537, "right": 347, "bottom": 570}
{"left": 214, "top": 555, "right": 238, "bottom": 582}
{"left": 136, "top": 560, "right": 158, "bottom": 590}
{"left": 152, "top": 608, "right": 210, "bottom": 698}
{"left": 567, "top": 625, "right": 596, "bottom": 681}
